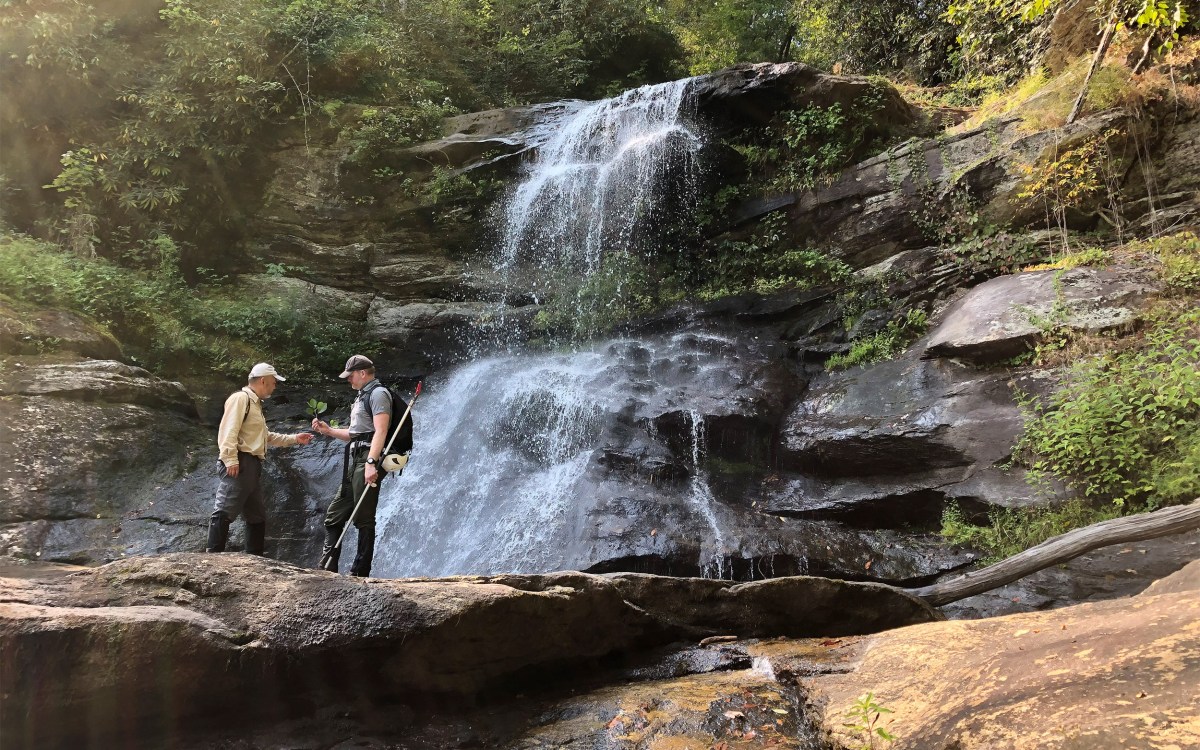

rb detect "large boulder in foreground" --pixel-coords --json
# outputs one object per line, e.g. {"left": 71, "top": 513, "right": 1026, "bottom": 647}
{"left": 149, "top": 556, "right": 1200, "bottom": 749}
{"left": 800, "top": 558, "right": 1200, "bottom": 749}
{"left": 0, "top": 553, "right": 939, "bottom": 748}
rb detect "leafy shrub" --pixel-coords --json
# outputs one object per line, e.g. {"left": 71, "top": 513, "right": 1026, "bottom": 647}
{"left": 345, "top": 100, "right": 458, "bottom": 162}
{"left": 692, "top": 242, "right": 853, "bottom": 300}
{"left": 941, "top": 499, "right": 1118, "bottom": 561}
{"left": 1017, "top": 129, "right": 1120, "bottom": 241}
{"left": 826, "top": 308, "right": 929, "bottom": 370}
{"left": 1085, "top": 64, "right": 1135, "bottom": 111}
{"left": 1129, "top": 231, "right": 1200, "bottom": 292}
{"left": 532, "top": 251, "right": 656, "bottom": 339}
{"left": 0, "top": 231, "right": 374, "bottom": 384}
{"left": 1022, "top": 245, "right": 1110, "bottom": 272}
{"left": 1015, "top": 307, "right": 1200, "bottom": 509}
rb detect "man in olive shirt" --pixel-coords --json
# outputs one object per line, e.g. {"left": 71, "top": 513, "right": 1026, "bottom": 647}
{"left": 207, "top": 362, "right": 314, "bottom": 555}
{"left": 311, "top": 354, "right": 393, "bottom": 576}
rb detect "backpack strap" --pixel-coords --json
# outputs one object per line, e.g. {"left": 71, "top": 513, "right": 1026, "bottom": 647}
{"left": 361, "top": 380, "right": 394, "bottom": 418}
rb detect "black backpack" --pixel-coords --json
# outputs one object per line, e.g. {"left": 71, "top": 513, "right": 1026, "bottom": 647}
{"left": 364, "top": 381, "right": 414, "bottom": 455}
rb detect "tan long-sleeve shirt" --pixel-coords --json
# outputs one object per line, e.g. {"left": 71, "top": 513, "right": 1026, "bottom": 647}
{"left": 217, "top": 386, "right": 299, "bottom": 467}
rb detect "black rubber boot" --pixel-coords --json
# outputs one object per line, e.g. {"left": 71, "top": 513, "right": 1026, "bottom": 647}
{"left": 350, "top": 525, "right": 375, "bottom": 578}
{"left": 206, "top": 512, "right": 231, "bottom": 553}
{"left": 320, "top": 526, "right": 342, "bottom": 572}
{"left": 245, "top": 522, "right": 266, "bottom": 556}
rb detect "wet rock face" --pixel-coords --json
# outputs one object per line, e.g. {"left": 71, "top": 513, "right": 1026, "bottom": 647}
{"left": 0, "top": 301, "right": 123, "bottom": 360}
{"left": 773, "top": 349, "right": 1053, "bottom": 526}
{"left": 762, "top": 110, "right": 1139, "bottom": 269}
{"left": 0, "top": 358, "right": 206, "bottom": 562}
{"left": 0, "top": 553, "right": 939, "bottom": 749}
{"left": 0, "top": 357, "right": 339, "bottom": 566}
{"left": 690, "top": 61, "right": 922, "bottom": 136}
{"left": 370, "top": 325, "right": 978, "bottom": 586}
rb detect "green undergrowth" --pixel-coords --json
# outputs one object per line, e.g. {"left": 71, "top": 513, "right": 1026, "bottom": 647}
{"left": 1017, "top": 304, "right": 1200, "bottom": 511}
{"left": 941, "top": 499, "right": 1119, "bottom": 562}
{"left": 729, "top": 79, "right": 902, "bottom": 194}
{"left": 530, "top": 251, "right": 658, "bottom": 340}
{"left": 943, "top": 232, "right": 1200, "bottom": 557}
{"left": 826, "top": 308, "right": 929, "bottom": 370}
{"left": 0, "top": 231, "right": 375, "bottom": 384}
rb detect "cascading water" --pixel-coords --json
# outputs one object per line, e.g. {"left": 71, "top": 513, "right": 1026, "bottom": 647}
{"left": 688, "top": 411, "right": 730, "bottom": 579}
{"left": 491, "top": 78, "right": 702, "bottom": 324}
{"left": 372, "top": 332, "right": 743, "bottom": 578}
{"left": 373, "top": 78, "right": 732, "bottom": 578}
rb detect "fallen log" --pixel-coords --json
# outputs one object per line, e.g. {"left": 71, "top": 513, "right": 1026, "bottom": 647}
{"left": 911, "top": 498, "right": 1200, "bottom": 606}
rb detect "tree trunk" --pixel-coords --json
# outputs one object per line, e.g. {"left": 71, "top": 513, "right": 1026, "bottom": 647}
{"left": 911, "top": 498, "right": 1200, "bottom": 606}
{"left": 1066, "top": 15, "right": 1119, "bottom": 125}
{"left": 777, "top": 24, "right": 797, "bottom": 63}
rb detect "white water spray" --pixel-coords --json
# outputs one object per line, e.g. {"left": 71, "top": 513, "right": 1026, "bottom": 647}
{"left": 374, "top": 80, "right": 730, "bottom": 578}
{"left": 496, "top": 78, "right": 701, "bottom": 289}
{"left": 688, "top": 410, "right": 730, "bottom": 579}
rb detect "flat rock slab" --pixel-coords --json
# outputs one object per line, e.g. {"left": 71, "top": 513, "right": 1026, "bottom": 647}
{"left": 0, "top": 553, "right": 938, "bottom": 749}
{"left": 0, "top": 358, "right": 196, "bottom": 415}
{"left": 924, "top": 267, "right": 1158, "bottom": 364}
{"left": 800, "top": 558, "right": 1200, "bottom": 749}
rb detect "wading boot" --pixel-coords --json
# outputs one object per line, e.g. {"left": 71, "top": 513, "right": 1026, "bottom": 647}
{"left": 350, "top": 525, "right": 375, "bottom": 578}
{"left": 206, "top": 511, "right": 231, "bottom": 553}
{"left": 245, "top": 522, "right": 266, "bottom": 556}
{"left": 320, "top": 525, "right": 341, "bottom": 572}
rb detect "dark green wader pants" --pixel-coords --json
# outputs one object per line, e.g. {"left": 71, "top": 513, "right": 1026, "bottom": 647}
{"left": 321, "top": 454, "right": 384, "bottom": 577}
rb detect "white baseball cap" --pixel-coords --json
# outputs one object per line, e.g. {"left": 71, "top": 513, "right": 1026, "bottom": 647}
{"left": 249, "top": 362, "right": 286, "bottom": 381}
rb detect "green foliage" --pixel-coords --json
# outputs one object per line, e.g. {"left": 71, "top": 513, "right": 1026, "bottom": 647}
{"left": 532, "top": 251, "right": 657, "bottom": 340}
{"left": 305, "top": 398, "right": 328, "bottom": 418}
{"left": 947, "top": 0, "right": 1194, "bottom": 83}
{"left": 911, "top": 181, "right": 1045, "bottom": 276}
{"left": 733, "top": 81, "right": 897, "bottom": 196}
{"left": 659, "top": 0, "right": 793, "bottom": 75}
{"left": 674, "top": 212, "right": 852, "bottom": 301}
{"left": 1015, "top": 307, "right": 1200, "bottom": 509}
{"left": 0, "top": 231, "right": 374, "bottom": 384}
{"left": 841, "top": 692, "right": 896, "bottom": 750}
{"left": 943, "top": 0, "right": 1046, "bottom": 81}
{"left": 941, "top": 499, "right": 1119, "bottom": 561}
{"left": 344, "top": 101, "right": 459, "bottom": 162}
{"left": 1129, "top": 231, "right": 1200, "bottom": 292}
{"left": 826, "top": 308, "right": 929, "bottom": 370}
{"left": 2, "top": 0, "right": 684, "bottom": 266}
{"left": 1018, "top": 129, "right": 1119, "bottom": 243}
{"left": 1022, "top": 245, "right": 1110, "bottom": 272}
{"left": 790, "top": 0, "right": 959, "bottom": 84}
{"left": 1085, "top": 64, "right": 1136, "bottom": 110}
{"left": 775, "top": 103, "right": 855, "bottom": 190}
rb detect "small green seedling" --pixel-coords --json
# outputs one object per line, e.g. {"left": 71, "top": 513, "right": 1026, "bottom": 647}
{"left": 842, "top": 692, "right": 896, "bottom": 749}
{"left": 305, "top": 398, "right": 327, "bottom": 418}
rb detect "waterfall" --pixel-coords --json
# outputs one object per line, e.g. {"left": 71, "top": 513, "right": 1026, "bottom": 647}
{"left": 688, "top": 410, "right": 730, "bottom": 579}
{"left": 494, "top": 77, "right": 702, "bottom": 305}
{"left": 372, "top": 332, "right": 744, "bottom": 579}
{"left": 372, "top": 350, "right": 608, "bottom": 577}
{"left": 374, "top": 79, "right": 724, "bottom": 578}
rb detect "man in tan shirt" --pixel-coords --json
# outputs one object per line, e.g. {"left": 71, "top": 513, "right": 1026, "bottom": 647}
{"left": 206, "top": 362, "right": 314, "bottom": 555}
